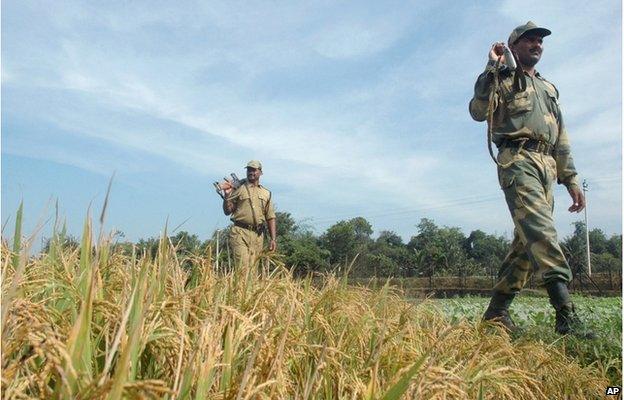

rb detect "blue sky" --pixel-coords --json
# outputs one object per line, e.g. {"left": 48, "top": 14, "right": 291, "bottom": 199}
{"left": 2, "top": 0, "right": 621, "bottom": 245}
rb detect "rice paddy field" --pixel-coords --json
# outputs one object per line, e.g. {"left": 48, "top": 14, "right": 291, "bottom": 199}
{"left": 435, "top": 295, "right": 622, "bottom": 386}
{"left": 1, "top": 210, "right": 621, "bottom": 399}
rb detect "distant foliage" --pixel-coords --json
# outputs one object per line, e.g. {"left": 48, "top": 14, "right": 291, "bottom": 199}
{"left": 76, "top": 215, "right": 621, "bottom": 282}
{"left": 276, "top": 212, "right": 330, "bottom": 275}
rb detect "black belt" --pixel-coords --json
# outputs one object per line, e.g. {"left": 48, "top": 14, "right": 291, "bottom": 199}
{"left": 234, "top": 221, "right": 263, "bottom": 233}
{"left": 500, "top": 139, "right": 554, "bottom": 156}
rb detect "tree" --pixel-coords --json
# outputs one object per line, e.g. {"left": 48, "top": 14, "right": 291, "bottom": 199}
{"left": 170, "top": 231, "right": 202, "bottom": 256}
{"left": 435, "top": 226, "right": 472, "bottom": 286}
{"left": 592, "top": 253, "right": 620, "bottom": 289}
{"left": 407, "top": 219, "right": 471, "bottom": 286}
{"left": 465, "top": 230, "right": 509, "bottom": 278}
{"left": 407, "top": 219, "right": 441, "bottom": 285}
{"left": 42, "top": 234, "right": 79, "bottom": 254}
{"left": 280, "top": 231, "right": 330, "bottom": 276}
{"left": 368, "top": 231, "right": 415, "bottom": 277}
{"left": 320, "top": 221, "right": 356, "bottom": 264}
{"left": 272, "top": 212, "right": 330, "bottom": 275}
{"left": 112, "top": 241, "right": 135, "bottom": 256}
{"left": 561, "top": 222, "right": 616, "bottom": 272}
{"left": 607, "top": 234, "right": 622, "bottom": 260}
{"left": 561, "top": 221, "right": 587, "bottom": 274}
{"left": 363, "top": 253, "right": 400, "bottom": 277}
{"left": 588, "top": 228, "right": 609, "bottom": 255}
{"left": 350, "top": 217, "right": 373, "bottom": 243}
{"left": 136, "top": 237, "right": 159, "bottom": 259}
{"left": 320, "top": 217, "right": 373, "bottom": 266}
{"left": 377, "top": 230, "right": 404, "bottom": 247}
{"left": 275, "top": 211, "right": 296, "bottom": 238}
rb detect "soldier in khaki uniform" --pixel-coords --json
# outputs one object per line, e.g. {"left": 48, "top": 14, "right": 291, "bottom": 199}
{"left": 469, "top": 22, "right": 594, "bottom": 338}
{"left": 222, "top": 160, "right": 277, "bottom": 268}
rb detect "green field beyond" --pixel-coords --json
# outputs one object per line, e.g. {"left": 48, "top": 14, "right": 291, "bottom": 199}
{"left": 433, "top": 296, "right": 622, "bottom": 386}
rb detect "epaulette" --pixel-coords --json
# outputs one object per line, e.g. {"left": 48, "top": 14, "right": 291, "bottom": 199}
{"left": 537, "top": 75, "right": 559, "bottom": 98}
{"left": 258, "top": 184, "right": 272, "bottom": 197}
{"left": 258, "top": 185, "right": 272, "bottom": 215}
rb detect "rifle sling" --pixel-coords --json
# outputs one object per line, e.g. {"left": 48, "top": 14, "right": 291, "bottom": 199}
{"left": 243, "top": 183, "right": 261, "bottom": 230}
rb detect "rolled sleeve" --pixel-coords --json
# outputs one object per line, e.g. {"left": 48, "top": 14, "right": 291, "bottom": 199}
{"left": 265, "top": 197, "right": 276, "bottom": 220}
{"left": 553, "top": 112, "right": 580, "bottom": 187}
{"left": 469, "top": 61, "right": 505, "bottom": 122}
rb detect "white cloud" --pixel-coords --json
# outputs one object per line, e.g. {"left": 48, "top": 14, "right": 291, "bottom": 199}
{"left": 3, "top": 0, "right": 620, "bottom": 239}
{"left": 308, "top": 17, "right": 408, "bottom": 59}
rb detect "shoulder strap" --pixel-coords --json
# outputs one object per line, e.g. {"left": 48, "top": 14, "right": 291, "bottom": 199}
{"left": 243, "top": 183, "right": 259, "bottom": 228}
{"left": 257, "top": 185, "right": 272, "bottom": 218}
{"left": 540, "top": 77, "right": 560, "bottom": 98}
{"left": 511, "top": 52, "right": 526, "bottom": 93}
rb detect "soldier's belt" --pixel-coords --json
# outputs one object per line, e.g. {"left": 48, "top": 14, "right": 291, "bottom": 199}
{"left": 500, "top": 139, "right": 554, "bottom": 156}
{"left": 233, "top": 221, "right": 263, "bottom": 234}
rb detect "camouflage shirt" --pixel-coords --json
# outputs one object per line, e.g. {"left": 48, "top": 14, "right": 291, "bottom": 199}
{"left": 228, "top": 182, "right": 276, "bottom": 226}
{"left": 469, "top": 60, "right": 579, "bottom": 188}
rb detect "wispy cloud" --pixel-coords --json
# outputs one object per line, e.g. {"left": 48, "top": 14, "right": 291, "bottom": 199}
{"left": 2, "top": 0, "right": 621, "bottom": 240}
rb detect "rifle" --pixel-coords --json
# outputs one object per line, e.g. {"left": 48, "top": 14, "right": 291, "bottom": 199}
{"left": 213, "top": 173, "right": 244, "bottom": 199}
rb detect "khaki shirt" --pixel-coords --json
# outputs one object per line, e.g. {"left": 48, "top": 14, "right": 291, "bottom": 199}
{"left": 229, "top": 182, "right": 276, "bottom": 226}
{"left": 469, "top": 61, "right": 579, "bottom": 188}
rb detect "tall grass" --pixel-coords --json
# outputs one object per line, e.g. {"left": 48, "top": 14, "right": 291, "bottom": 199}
{"left": 1, "top": 211, "right": 613, "bottom": 399}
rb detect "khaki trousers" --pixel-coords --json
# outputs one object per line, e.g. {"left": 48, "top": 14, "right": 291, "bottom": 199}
{"left": 229, "top": 225, "right": 264, "bottom": 269}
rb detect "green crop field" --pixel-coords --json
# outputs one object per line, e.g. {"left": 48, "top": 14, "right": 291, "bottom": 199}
{"left": 431, "top": 296, "right": 622, "bottom": 386}
{"left": 1, "top": 209, "right": 621, "bottom": 399}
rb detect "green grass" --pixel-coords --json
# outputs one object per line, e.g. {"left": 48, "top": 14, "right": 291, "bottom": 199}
{"left": 432, "top": 295, "right": 622, "bottom": 385}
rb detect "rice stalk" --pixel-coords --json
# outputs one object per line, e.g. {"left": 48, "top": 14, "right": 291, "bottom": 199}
{"left": 0, "top": 214, "right": 616, "bottom": 400}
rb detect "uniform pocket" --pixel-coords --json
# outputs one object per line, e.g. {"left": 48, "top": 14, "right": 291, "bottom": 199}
{"left": 498, "top": 169, "right": 525, "bottom": 210}
{"left": 498, "top": 168, "right": 515, "bottom": 190}
{"left": 544, "top": 85, "right": 558, "bottom": 103}
{"left": 257, "top": 192, "right": 269, "bottom": 211}
{"left": 546, "top": 92, "right": 558, "bottom": 105}
{"left": 236, "top": 190, "right": 250, "bottom": 201}
{"left": 505, "top": 91, "right": 532, "bottom": 116}
{"left": 544, "top": 87, "right": 560, "bottom": 115}
{"left": 546, "top": 156, "right": 557, "bottom": 183}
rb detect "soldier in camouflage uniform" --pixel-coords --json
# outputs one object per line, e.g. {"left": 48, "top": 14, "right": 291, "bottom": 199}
{"left": 223, "top": 160, "right": 277, "bottom": 269}
{"left": 469, "top": 21, "right": 594, "bottom": 338}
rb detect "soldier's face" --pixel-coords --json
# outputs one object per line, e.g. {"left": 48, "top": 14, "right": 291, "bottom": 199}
{"left": 511, "top": 34, "right": 543, "bottom": 67}
{"left": 246, "top": 167, "right": 262, "bottom": 183}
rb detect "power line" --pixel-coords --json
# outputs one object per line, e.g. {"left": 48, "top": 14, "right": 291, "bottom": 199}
{"left": 308, "top": 192, "right": 502, "bottom": 226}
{"left": 302, "top": 176, "right": 619, "bottom": 228}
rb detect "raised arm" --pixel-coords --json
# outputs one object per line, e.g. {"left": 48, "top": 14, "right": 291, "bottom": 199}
{"left": 222, "top": 187, "right": 236, "bottom": 215}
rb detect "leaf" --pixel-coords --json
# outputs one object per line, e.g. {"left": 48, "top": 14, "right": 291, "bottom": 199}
{"left": 379, "top": 352, "right": 428, "bottom": 400}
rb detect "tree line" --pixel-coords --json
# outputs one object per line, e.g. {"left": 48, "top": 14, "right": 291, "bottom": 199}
{"left": 45, "top": 213, "right": 622, "bottom": 283}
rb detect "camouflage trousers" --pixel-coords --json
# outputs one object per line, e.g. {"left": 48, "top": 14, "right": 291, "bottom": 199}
{"left": 493, "top": 148, "right": 572, "bottom": 294}
{"left": 229, "top": 225, "right": 264, "bottom": 269}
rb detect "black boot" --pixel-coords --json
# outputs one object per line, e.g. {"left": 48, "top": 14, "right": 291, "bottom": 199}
{"left": 545, "top": 281, "right": 596, "bottom": 339}
{"left": 483, "top": 292, "right": 518, "bottom": 333}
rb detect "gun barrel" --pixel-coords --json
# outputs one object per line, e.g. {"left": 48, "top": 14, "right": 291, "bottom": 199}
{"left": 503, "top": 46, "right": 516, "bottom": 70}
{"left": 213, "top": 182, "right": 225, "bottom": 199}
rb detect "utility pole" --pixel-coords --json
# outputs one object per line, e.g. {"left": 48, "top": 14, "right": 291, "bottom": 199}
{"left": 582, "top": 180, "right": 591, "bottom": 276}
{"left": 215, "top": 229, "right": 220, "bottom": 273}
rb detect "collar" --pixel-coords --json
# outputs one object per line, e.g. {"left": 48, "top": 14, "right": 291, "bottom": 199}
{"left": 522, "top": 69, "right": 540, "bottom": 77}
